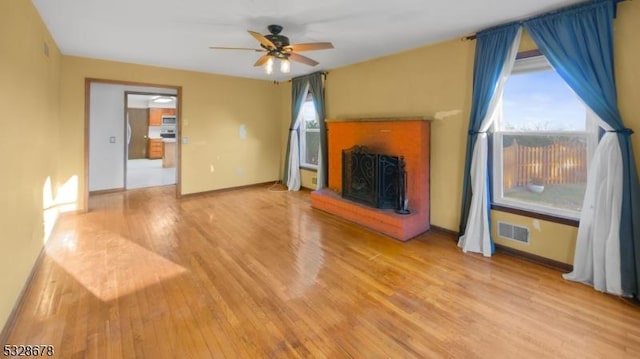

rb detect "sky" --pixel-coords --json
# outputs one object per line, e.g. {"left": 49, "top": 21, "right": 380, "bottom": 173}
{"left": 501, "top": 69, "right": 586, "bottom": 132}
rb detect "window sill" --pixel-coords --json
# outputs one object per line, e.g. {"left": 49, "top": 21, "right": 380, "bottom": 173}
{"left": 491, "top": 204, "right": 579, "bottom": 227}
{"left": 299, "top": 166, "right": 318, "bottom": 172}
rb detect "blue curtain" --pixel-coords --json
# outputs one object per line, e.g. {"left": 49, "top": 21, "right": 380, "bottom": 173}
{"left": 525, "top": 0, "right": 640, "bottom": 296}
{"left": 458, "top": 23, "right": 521, "bottom": 242}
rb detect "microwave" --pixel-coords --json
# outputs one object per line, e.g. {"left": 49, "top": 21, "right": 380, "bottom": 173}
{"left": 161, "top": 115, "right": 177, "bottom": 125}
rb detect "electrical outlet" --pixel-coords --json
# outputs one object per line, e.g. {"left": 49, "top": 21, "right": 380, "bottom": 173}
{"left": 109, "top": 136, "right": 116, "bottom": 143}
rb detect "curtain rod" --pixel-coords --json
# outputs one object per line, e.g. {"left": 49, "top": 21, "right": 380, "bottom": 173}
{"left": 273, "top": 71, "right": 328, "bottom": 85}
{"left": 461, "top": 0, "right": 630, "bottom": 41}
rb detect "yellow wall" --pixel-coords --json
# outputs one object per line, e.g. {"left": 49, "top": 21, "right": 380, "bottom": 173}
{"left": 299, "top": 169, "right": 318, "bottom": 190}
{"left": 325, "top": 39, "right": 475, "bottom": 230}
{"left": 322, "top": 0, "right": 640, "bottom": 264}
{"left": 60, "top": 57, "right": 282, "bottom": 199}
{"left": 491, "top": 212, "right": 578, "bottom": 264}
{"left": 0, "top": 0, "right": 62, "bottom": 328}
{"left": 616, "top": 1, "right": 640, "bottom": 164}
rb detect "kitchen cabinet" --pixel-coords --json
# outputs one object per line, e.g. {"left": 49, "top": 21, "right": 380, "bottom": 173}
{"left": 148, "top": 108, "right": 177, "bottom": 126}
{"left": 149, "top": 108, "right": 163, "bottom": 126}
{"left": 147, "top": 138, "right": 164, "bottom": 159}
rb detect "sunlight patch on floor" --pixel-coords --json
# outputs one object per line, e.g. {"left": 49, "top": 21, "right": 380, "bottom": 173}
{"left": 46, "top": 225, "right": 186, "bottom": 302}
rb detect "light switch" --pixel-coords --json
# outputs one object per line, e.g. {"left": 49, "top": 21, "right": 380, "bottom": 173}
{"left": 109, "top": 136, "right": 116, "bottom": 143}
{"left": 182, "top": 136, "right": 189, "bottom": 144}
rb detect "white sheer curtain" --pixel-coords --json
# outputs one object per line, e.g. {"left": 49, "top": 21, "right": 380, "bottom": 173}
{"left": 458, "top": 28, "right": 522, "bottom": 256}
{"left": 286, "top": 83, "right": 310, "bottom": 191}
{"left": 564, "top": 116, "right": 623, "bottom": 295}
{"left": 315, "top": 142, "right": 324, "bottom": 190}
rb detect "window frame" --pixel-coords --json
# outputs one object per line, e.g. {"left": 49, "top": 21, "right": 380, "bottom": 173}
{"left": 490, "top": 52, "right": 598, "bottom": 222}
{"left": 298, "top": 92, "right": 320, "bottom": 171}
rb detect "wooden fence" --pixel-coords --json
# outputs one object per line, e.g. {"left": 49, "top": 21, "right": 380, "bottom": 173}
{"left": 503, "top": 138, "right": 587, "bottom": 189}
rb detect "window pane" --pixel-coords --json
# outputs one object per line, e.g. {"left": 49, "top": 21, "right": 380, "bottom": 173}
{"left": 300, "top": 98, "right": 319, "bottom": 168}
{"left": 303, "top": 102, "right": 319, "bottom": 129}
{"left": 304, "top": 131, "right": 320, "bottom": 166}
{"left": 494, "top": 55, "right": 595, "bottom": 219}
{"left": 500, "top": 134, "right": 587, "bottom": 213}
{"left": 502, "top": 70, "right": 586, "bottom": 132}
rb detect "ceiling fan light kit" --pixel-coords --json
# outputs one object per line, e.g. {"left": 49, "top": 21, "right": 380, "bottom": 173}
{"left": 265, "top": 57, "right": 274, "bottom": 75}
{"left": 280, "top": 58, "right": 291, "bottom": 73}
{"left": 209, "top": 24, "right": 333, "bottom": 75}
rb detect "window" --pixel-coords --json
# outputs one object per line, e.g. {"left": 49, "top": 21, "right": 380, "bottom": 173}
{"left": 299, "top": 93, "right": 320, "bottom": 170}
{"left": 492, "top": 55, "right": 598, "bottom": 220}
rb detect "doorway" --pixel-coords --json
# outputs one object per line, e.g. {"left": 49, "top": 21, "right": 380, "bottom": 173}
{"left": 125, "top": 92, "right": 178, "bottom": 190}
{"left": 85, "top": 80, "right": 181, "bottom": 208}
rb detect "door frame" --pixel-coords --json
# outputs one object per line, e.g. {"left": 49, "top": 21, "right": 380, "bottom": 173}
{"left": 84, "top": 78, "right": 183, "bottom": 212}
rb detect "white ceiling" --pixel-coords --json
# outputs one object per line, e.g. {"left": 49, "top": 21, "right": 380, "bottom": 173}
{"left": 32, "top": 0, "right": 583, "bottom": 81}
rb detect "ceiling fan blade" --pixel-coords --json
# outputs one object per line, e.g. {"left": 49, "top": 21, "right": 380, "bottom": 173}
{"left": 285, "top": 42, "right": 334, "bottom": 52}
{"left": 289, "top": 53, "right": 319, "bottom": 67}
{"left": 208, "top": 46, "right": 265, "bottom": 52}
{"left": 253, "top": 54, "right": 272, "bottom": 67}
{"left": 248, "top": 30, "right": 276, "bottom": 49}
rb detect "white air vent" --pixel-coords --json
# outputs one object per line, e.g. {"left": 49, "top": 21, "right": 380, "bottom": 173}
{"left": 497, "top": 221, "right": 530, "bottom": 244}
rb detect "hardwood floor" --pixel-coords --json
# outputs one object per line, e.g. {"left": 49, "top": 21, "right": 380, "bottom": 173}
{"left": 4, "top": 184, "right": 640, "bottom": 358}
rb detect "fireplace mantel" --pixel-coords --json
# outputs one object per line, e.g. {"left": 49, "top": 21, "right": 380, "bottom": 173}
{"left": 311, "top": 119, "right": 430, "bottom": 241}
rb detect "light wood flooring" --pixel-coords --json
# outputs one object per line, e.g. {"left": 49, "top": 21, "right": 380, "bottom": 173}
{"left": 3, "top": 184, "right": 640, "bottom": 358}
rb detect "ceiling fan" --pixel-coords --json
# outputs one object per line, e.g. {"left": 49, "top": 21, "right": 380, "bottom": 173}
{"left": 209, "top": 25, "right": 334, "bottom": 73}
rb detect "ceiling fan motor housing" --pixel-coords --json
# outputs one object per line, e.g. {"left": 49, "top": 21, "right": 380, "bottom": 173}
{"left": 262, "top": 25, "right": 290, "bottom": 58}
{"left": 264, "top": 34, "right": 290, "bottom": 48}
{"left": 267, "top": 24, "right": 283, "bottom": 35}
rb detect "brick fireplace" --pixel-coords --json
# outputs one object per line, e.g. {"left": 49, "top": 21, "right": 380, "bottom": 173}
{"left": 310, "top": 118, "right": 430, "bottom": 241}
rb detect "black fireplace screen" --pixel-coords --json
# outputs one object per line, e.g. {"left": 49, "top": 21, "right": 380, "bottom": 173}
{"left": 342, "top": 146, "right": 401, "bottom": 209}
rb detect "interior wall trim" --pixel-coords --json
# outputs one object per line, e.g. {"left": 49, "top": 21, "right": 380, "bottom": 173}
{"left": 89, "top": 187, "right": 125, "bottom": 196}
{"left": 495, "top": 244, "right": 573, "bottom": 272}
{"left": 179, "top": 181, "right": 281, "bottom": 198}
{"left": 429, "top": 225, "right": 459, "bottom": 238}
{"left": 429, "top": 225, "right": 573, "bottom": 272}
{"left": 0, "top": 248, "right": 46, "bottom": 345}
